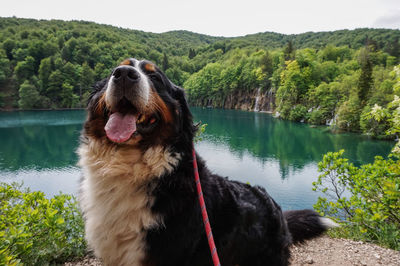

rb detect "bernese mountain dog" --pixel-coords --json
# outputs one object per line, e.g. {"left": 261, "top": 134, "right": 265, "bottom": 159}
{"left": 78, "top": 58, "right": 336, "bottom": 266}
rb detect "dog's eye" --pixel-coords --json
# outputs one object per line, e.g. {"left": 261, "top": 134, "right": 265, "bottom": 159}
{"left": 149, "top": 73, "right": 163, "bottom": 83}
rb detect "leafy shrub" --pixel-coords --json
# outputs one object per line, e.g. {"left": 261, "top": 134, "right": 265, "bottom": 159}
{"left": 360, "top": 104, "right": 391, "bottom": 139}
{"left": 0, "top": 183, "right": 86, "bottom": 265}
{"left": 195, "top": 123, "right": 207, "bottom": 142}
{"left": 336, "top": 97, "right": 361, "bottom": 131}
{"left": 276, "top": 104, "right": 291, "bottom": 120}
{"left": 313, "top": 150, "right": 400, "bottom": 250}
{"left": 308, "top": 108, "right": 328, "bottom": 125}
{"left": 359, "top": 95, "right": 400, "bottom": 143}
{"left": 288, "top": 105, "right": 307, "bottom": 122}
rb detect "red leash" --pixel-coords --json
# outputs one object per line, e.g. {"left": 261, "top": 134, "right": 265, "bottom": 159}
{"left": 192, "top": 147, "right": 221, "bottom": 266}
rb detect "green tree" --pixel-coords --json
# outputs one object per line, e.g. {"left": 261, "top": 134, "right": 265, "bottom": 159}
{"left": 80, "top": 63, "right": 95, "bottom": 105}
{"left": 165, "top": 67, "right": 189, "bottom": 86}
{"left": 60, "top": 82, "right": 79, "bottom": 108}
{"left": 384, "top": 37, "right": 399, "bottom": 64}
{"left": 188, "top": 48, "right": 196, "bottom": 59}
{"left": 283, "top": 40, "right": 295, "bottom": 61}
{"left": 336, "top": 96, "right": 362, "bottom": 131}
{"left": 148, "top": 50, "right": 162, "bottom": 65}
{"left": 319, "top": 61, "right": 340, "bottom": 82}
{"left": 94, "top": 62, "right": 107, "bottom": 80}
{"left": 2, "top": 38, "right": 16, "bottom": 60}
{"left": 47, "top": 69, "right": 64, "bottom": 106}
{"left": 12, "top": 48, "right": 29, "bottom": 62}
{"left": 313, "top": 150, "right": 400, "bottom": 250}
{"left": 62, "top": 62, "right": 80, "bottom": 93}
{"left": 259, "top": 51, "right": 273, "bottom": 89}
{"left": 358, "top": 48, "right": 373, "bottom": 104}
{"left": 162, "top": 52, "right": 169, "bottom": 71}
{"left": 20, "top": 30, "right": 29, "bottom": 39}
{"left": 14, "top": 56, "right": 36, "bottom": 83}
{"left": 385, "top": 37, "right": 399, "bottom": 59}
{"left": 61, "top": 37, "right": 78, "bottom": 62}
{"left": 360, "top": 104, "right": 391, "bottom": 138}
{"left": 18, "top": 80, "right": 42, "bottom": 109}
{"left": 0, "top": 50, "right": 11, "bottom": 86}
{"left": 276, "top": 60, "right": 308, "bottom": 118}
{"left": 38, "top": 57, "right": 52, "bottom": 93}
{"left": 28, "top": 40, "right": 57, "bottom": 70}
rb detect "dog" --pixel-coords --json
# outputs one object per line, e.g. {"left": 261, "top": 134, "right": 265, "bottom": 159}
{"left": 78, "top": 58, "right": 336, "bottom": 266}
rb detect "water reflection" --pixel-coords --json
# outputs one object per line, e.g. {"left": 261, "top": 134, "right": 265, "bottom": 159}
{"left": 1, "top": 167, "right": 81, "bottom": 197}
{"left": 0, "top": 110, "right": 85, "bottom": 170}
{"left": 191, "top": 107, "right": 393, "bottom": 178}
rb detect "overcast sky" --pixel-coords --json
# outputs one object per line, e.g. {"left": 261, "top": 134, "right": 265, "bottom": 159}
{"left": 1, "top": 0, "right": 399, "bottom": 37}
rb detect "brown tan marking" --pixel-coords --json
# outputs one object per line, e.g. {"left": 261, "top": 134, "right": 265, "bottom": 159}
{"left": 120, "top": 59, "right": 132, "bottom": 66}
{"left": 144, "top": 63, "right": 156, "bottom": 72}
{"left": 149, "top": 89, "right": 173, "bottom": 124}
{"left": 95, "top": 93, "right": 107, "bottom": 116}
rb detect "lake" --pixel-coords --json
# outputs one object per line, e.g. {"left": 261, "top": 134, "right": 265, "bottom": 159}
{"left": 0, "top": 108, "right": 394, "bottom": 210}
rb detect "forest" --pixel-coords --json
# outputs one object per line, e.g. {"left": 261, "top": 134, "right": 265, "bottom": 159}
{"left": 1, "top": 17, "right": 400, "bottom": 140}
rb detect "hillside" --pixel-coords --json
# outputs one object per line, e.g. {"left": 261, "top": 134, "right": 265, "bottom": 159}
{"left": 234, "top": 28, "right": 400, "bottom": 49}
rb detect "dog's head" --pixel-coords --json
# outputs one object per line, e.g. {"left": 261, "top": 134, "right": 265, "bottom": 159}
{"left": 83, "top": 58, "right": 195, "bottom": 150}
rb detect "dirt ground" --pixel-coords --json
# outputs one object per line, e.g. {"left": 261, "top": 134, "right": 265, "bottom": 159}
{"left": 290, "top": 236, "right": 399, "bottom": 266}
{"left": 65, "top": 236, "right": 400, "bottom": 266}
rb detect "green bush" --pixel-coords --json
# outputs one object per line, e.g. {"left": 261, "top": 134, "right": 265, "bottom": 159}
{"left": 0, "top": 183, "right": 86, "bottom": 265}
{"left": 276, "top": 104, "right": 291, "bottom": 120}
{"left": 309, "top": 108, "right": 328, "bottom": 125}
{"left": 288, "top": 105, "right": 307, "bottom": 122}
{"left": 360, "top": 105, "right": 391, "bottom": 139}
{"left": 313, "top": 150, "right": 400, "bottom": 250}
{"left": 195, "top": 123, "right": 207, "bottom": 142}
{"left": 336, "top": 97, "right": 361, "bottom": 131}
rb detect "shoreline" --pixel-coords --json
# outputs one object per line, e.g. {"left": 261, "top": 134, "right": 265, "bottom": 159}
{"left": 1, "top": 106, "right": 396, "bottom": 143}
{"left": 191, "top": 106, "right": 397, "bottom": 143}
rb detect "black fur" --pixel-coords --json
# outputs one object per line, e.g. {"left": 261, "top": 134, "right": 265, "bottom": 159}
{"left": 84, "top": 59, "right": 332, "bottom": 266}
{"left": 283, "top": 210, "right": 329, "bottom": 244}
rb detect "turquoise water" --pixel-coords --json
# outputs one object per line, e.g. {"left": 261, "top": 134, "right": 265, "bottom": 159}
{"left": 0, "top": 108, "right": 394, "bottom": 210}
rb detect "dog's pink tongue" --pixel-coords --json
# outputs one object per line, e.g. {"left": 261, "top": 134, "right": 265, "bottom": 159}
{"left": 105, "top": 112, "right": 137, "bottom": 143}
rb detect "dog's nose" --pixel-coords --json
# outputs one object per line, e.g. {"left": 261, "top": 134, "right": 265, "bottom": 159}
{"left": 112, "top": 66, "right": 140, "bottom": 87}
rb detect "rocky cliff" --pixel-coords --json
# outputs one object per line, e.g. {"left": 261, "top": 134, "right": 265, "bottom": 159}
{"left": 189, "top": 88, "right": 276, "bottom": 112}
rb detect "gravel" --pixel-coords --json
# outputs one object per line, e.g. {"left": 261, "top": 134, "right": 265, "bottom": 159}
{"left": 290, "top": 236, "right": 400, "bottom": 266}
{"left": 65, "top": 236, "right": 400, "bottom": 266}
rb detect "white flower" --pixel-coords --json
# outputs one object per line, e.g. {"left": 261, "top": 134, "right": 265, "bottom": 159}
{"left": 370, "top": 104, "right": 386, "bottom": 121}
{"left": 392, "top": 141, "right": 400, "bottom": 154}
{"left": 391, "top": 95, "right": 400, "bottom": 108}
{"left": 371, "top": 104, "right": 382, "bottom": 115}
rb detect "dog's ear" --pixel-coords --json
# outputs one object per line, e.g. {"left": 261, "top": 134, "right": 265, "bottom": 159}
{"left": 87, "top": 79, "right": 107, "bottom": 107}
{"left": 172, "top": 85, "right": 190, "bottom": 115}
{"left": 172, "top": 85, "right": 197, "bottom": 141}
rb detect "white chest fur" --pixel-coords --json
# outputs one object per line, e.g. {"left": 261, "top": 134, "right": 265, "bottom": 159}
{"left": 78, "top": 140, "right": 180, "bottom": 265}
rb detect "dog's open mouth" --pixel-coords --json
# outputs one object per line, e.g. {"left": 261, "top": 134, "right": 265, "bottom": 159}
{"left": 104, "top": 99, "right": 158, "bottom": 143}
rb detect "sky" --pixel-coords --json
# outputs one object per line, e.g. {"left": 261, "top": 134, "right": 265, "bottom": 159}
{"left": 1, "top": 0, "right": 399, "bottom": 37}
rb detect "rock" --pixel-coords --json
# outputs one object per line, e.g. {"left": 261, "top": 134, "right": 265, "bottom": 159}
{"left": 305, "top": 256, "right": 314, "bottom": 264}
